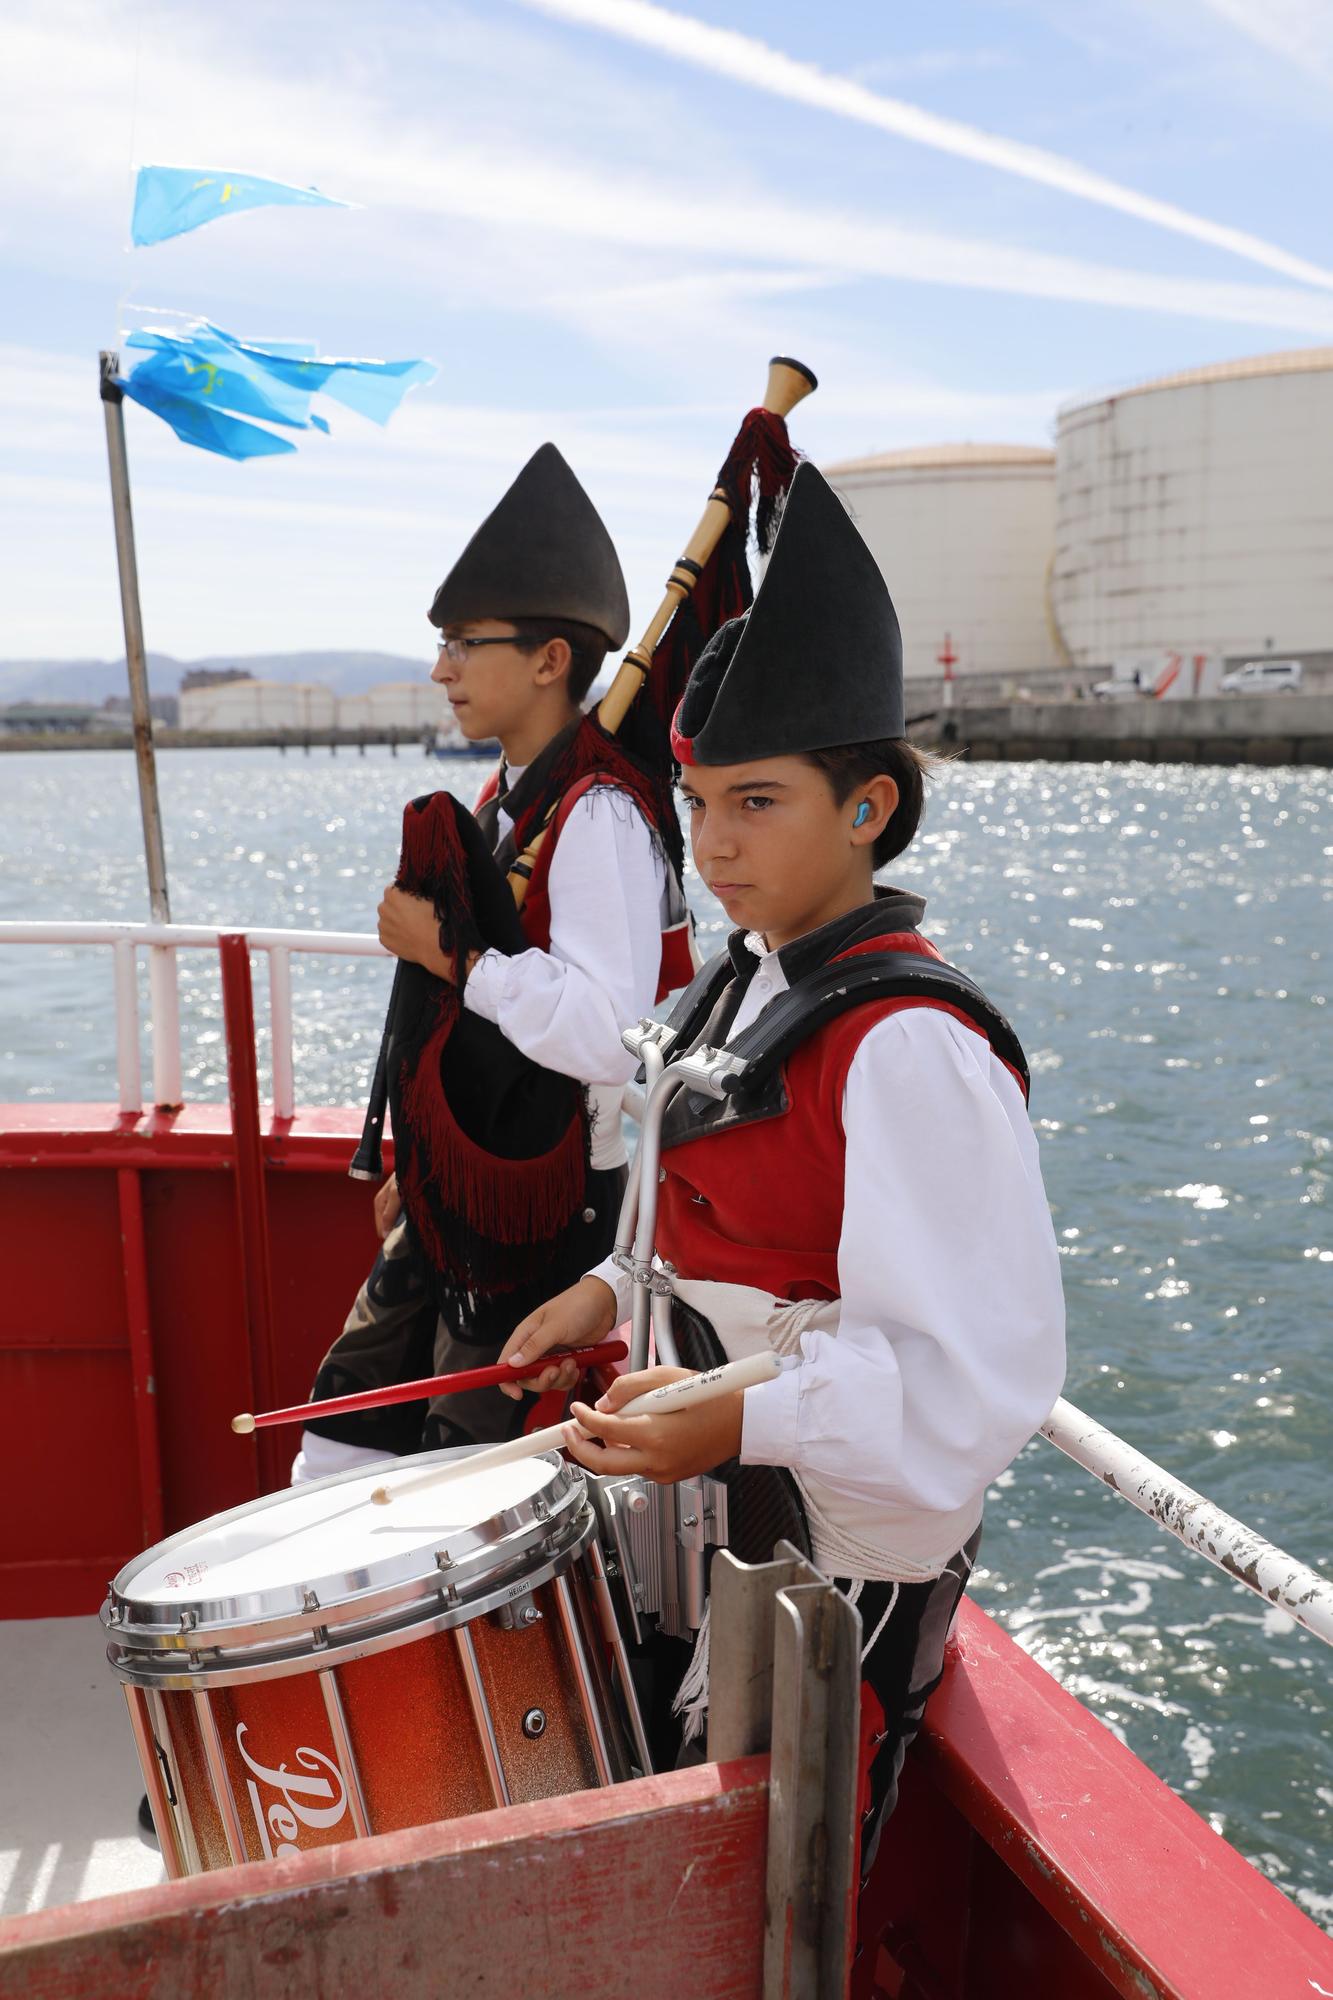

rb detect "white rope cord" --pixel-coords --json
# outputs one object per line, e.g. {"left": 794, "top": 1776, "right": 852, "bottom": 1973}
{"left": 859, "top": 1582, "right": 900, "bottom": 1664}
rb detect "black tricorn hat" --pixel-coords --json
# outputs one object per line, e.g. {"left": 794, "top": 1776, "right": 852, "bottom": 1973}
{"left": 670, "top": 461, "right": 903, "bottom": 765}
{"left": 428, "top": 443, "right": 631, "bottom": 648}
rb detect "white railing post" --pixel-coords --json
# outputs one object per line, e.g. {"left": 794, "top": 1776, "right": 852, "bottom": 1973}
{"left": 112, "top": 937, "right": 142, "bottom": 1115}
{"left": 0, "top": 919, "right": 383, "bottom": 1121}
{"left": 148, "top": 944, "right": 182, "bottom": 1109}
{"left": 268, "top": 946, "right": 295, "bottom": 1121}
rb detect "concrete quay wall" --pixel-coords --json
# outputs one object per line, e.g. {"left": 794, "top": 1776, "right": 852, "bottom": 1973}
{"left": 0, "top": 726, "right": 436, "bottom": 755}
{"left": 931, "top": 694, "right": 1333, "bottom": 765}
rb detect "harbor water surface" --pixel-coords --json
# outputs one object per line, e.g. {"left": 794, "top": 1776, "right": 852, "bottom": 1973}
{"left": 1, "top": 745, "right": 1329, "bottom": 1927}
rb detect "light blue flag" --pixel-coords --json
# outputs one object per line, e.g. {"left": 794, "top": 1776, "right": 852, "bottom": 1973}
{"left": 125, "top": 328, "right": 326, "bottom": 430}
{"left": 118, "top": 316, "right": 434, "bottom": 459}
{"left": 218, "top": 330, "right": 437, "bottom": 425}
{"left": 131, "top": 165, "right": 347, "bottom": 246}
{"left": 119, "top": 373, "right": 297, "bottom": 461}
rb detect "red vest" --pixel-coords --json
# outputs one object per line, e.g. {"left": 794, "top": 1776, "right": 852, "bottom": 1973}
{"left": 657, "top": 933, "right": 1018, "bottom": 1301}
{"left": 475, "top": 769, "right": 693, "bottom": 1004}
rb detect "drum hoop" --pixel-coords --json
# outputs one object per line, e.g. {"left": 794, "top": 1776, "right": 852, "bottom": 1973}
{"left": 105, "top": 1450, "right": 579, "bottom": 1642}
{"left": 105, "top": 1508, "right": 598, "bottom": 1690}
{"left": 107, "top": 1496, "right": 579, "bottom": 1656}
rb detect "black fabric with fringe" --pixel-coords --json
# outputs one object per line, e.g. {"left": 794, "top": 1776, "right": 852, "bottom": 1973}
{"left": 385, "top": 789, "right": 592, "bottom": 1342}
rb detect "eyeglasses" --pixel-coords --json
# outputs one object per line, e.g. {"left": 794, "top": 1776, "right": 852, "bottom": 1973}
{"left": 433, "top": 633, "right": 530, "bottom": 665}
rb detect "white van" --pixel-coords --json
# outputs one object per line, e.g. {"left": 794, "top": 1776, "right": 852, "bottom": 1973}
{"left": 1220, "top": 659, "right": 1303, "bottom": 694}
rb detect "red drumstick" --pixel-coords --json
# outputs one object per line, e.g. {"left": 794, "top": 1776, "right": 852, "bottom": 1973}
{"left": 230, "top": 1341, "right": 628, "bottom": 1435}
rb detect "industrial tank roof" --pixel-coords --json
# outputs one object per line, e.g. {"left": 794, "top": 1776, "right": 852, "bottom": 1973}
{"left": 1060, "top": 346, "right": 1333, "bottom": 417}
{"left": 824, "top": 442, "right": 1054, "bottom": 475}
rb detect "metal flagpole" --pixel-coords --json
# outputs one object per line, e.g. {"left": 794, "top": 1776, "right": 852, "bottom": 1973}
{"left": 100, "top": 351, "right": 183, "bottom": 1108}
{"left": 99, "top": 350, "right": 170, "bottom": 924}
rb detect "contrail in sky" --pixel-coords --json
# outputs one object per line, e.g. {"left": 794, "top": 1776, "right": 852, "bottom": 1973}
{"left": 515, "top": 0, "right": 1333, "bottom": 292}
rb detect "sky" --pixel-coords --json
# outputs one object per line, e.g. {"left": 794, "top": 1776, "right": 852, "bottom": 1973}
{"left": 2, "top": 0, "right": 1332, "bottom": 665}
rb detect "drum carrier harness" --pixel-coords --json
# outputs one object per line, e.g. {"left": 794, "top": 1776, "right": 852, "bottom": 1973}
{"left": 588, "top": 941, "right": 1028, "bottom": 1644}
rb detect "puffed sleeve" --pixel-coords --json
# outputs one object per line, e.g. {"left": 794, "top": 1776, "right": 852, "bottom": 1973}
{"left": 463, "top": 786, "right": 667, "bottom": 1084}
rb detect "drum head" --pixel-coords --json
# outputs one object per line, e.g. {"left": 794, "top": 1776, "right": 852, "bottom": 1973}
{"left": 107, "top": 1450, "right": 587, "bottom": 1675}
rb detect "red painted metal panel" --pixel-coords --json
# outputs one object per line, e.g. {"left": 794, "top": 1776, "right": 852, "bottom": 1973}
{"left": 0, "top": 1103, "right": 388, "bottom": 1173}
{"left": 1, "top": 1349, "right": 142, "bottom": 1615}
{"left": 115, "top": 1168, "right": 164, "bottom": 1549}
{"left": 0, "top": 1165, "right": 126, "bottom": 1349}
{"left": 140, "top": 1165, "right": 261, "bottom": 1530}
{"left": 859, "top": 1758, "right": 1126, "bottom": 2000}
{"left": 892, "top": 1600, "right": 1333, "bottom": 1998}
{"left": 0, "top": 1758, "right": 770, "bottom": 2000}
{"left": 1, "top": 1112, "right": 388, "bottom": 1616}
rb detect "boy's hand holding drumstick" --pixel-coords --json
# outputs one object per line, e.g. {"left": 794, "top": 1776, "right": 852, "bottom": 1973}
{"left": 372, "top": 1352, "right": 777, "bottom": 1505}
{"left": 496, "top": 1275, "right": 619, "bottom": 1401}
{"left": 563, "top": 1365, "right": 747, "bottom": 1485}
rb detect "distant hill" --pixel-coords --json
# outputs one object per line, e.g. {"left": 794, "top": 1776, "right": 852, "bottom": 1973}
{"left": 0, "top": 651, "right": 425, "bottom": 707}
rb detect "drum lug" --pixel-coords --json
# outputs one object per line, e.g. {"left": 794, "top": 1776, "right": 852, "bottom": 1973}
{"left": 435, "top": 1551, "right": 458, "bottom": 1604}
{"left": 493, "top": 1592, "right": 543, "bottom": 1630}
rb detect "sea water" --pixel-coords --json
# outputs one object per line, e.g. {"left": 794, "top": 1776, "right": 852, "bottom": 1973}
{"left": 0, "top": 744, "right": 1329, "bottom": 1926}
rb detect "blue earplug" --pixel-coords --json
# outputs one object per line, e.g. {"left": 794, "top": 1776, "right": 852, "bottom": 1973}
{"left": 853, "top": 800, "right": 871, "bottom": 828}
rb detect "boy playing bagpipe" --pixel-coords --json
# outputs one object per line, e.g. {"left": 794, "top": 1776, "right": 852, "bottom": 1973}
{"left": 496, "top": 462, "right": 1067, "bottom": 1870}
{"left": 295, "top": 446, "right": 692, "bottom": 1478}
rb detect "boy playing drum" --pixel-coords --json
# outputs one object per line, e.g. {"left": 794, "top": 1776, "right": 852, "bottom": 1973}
{"left": 497, "top": 461, "right": 1066, "bottom": 1869}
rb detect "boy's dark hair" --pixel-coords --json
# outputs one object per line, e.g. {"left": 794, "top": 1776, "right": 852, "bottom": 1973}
{"left": 506, "top": 616, "right": 609, "bottom": 704}
{"left": 803, "top": 738, "right": 934, "bottom": 867}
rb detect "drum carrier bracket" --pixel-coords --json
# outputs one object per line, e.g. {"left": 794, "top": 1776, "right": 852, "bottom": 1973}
{"left": 590, "top": 1470, "right": 728, "bottom": 1645}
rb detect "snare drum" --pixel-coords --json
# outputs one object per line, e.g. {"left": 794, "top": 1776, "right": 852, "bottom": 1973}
{"left": 103, "top": 1449, "right": 648, "bottom": 1877}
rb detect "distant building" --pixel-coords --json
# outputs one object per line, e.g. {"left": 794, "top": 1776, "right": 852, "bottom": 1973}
{"left": 179, "top": 667, "right": 252, "bottom": 692}
{"left": 1051, "top": 348, "right": 1333, "bottom": 671}
{"left": 336, "top": 682, "right": 447, "bottom": 732}
{"left": 177, "top": 679, "right": 337, "bottom": 732}
{"left": 102, "top": 693, "right": 179, "bottom": 726}
{"left": 823, "top": 444, "right": 1061, "bottom": 683}
{"left": 0, "top": 701, "right": 118, "bottom": 735}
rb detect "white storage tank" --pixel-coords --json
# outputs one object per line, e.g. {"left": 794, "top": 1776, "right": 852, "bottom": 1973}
{"left": 1050, "top": 348, "right": 1333, "bottom": 670}
{"left": 178, "top": 680, "right": 337, "bottom": 732}
{"left": 336, "top": 682, "right": 445, "bottom": 731}
{"left": 822, "top": 444, "right": 1061, "bottom": 685}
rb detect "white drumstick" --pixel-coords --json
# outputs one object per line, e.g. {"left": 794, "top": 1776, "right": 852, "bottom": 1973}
{"left": 370, "top": 1350, "right": 781, "bottom": 1506}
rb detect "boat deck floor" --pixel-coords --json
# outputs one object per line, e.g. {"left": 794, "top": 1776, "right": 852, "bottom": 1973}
{"left": 1, "top": 1617, "right": 164, "bottom": 1916}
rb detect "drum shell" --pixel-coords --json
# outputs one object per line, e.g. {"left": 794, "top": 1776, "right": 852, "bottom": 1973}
{"left": 106, "top": 1455, "right": 636, "bottom": 1876}
{"left": 123, "top": 1548, "right": 629, "bottom": 1874}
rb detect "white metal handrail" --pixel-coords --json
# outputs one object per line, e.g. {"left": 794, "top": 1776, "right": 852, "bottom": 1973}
{"left": 0, "top": 920, "right": 388, "bottom": 1118}
{"left": 1042, "top": 1397, "right": 1333, "bottom": 1650}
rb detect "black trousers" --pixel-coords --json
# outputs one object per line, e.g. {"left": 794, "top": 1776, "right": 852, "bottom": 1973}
{"left": 838, "top": 1525, "right": 981, "bottom": 1878}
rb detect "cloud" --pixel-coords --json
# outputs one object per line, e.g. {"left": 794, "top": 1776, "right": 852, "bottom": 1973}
{"left": 1189, "top": 0, "right": 1333, "bottom": 75}
{"left": 4, "top": 0, "right": 1332, "bottom": 658}
{"left": 512, "top": 0, "right": 1333, "bottom": 290}
{"left": 849, "top": 49, "right": 1018, "bottom": 84}
{"left": 5, "top": 0, "right": 1333, "bottom": 349}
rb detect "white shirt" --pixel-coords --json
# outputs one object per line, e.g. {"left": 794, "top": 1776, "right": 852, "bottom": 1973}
{"left": 462, "top": 776, "right": 670, "bottom": 1168}
{"left": 590, "top": 933, "right": 1066, "bottom": 1548}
